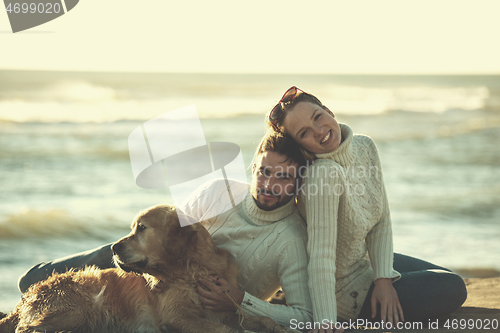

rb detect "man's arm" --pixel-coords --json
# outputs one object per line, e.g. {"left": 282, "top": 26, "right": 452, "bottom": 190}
{"left": 184, "top": 179, "right": 312, "bottom": 326}
{"left": 195, "top": 229, "right": 313, "bottom": 327}
{"left": 238, "top": 236, "right": 313, "bottom": 326}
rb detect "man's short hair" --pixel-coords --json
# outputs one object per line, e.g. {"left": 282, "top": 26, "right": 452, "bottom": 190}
{"left": 254, "top": 131, "right": 307, "bottom": 171}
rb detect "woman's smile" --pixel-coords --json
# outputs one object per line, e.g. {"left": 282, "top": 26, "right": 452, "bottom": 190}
{"left": 320, "top": 130, "right": 331, "bottom": 144}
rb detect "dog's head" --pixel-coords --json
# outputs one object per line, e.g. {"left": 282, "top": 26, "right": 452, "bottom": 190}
{"left": 112, "top": 204, "right": 215, "bottom": 275}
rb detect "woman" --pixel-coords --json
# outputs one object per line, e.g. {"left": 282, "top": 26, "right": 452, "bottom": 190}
{"left": 266, "top": 86, "right": 467, "bottom": 333}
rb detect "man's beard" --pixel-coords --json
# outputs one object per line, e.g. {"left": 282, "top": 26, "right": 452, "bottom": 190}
{"left": 254, "top": 197, "right": 281, "bottom": 211}
{"left": 252, "top": 190, "right": 285, "bottom": 211}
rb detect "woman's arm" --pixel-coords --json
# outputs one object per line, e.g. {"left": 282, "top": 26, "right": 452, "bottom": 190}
{"left": 364, "top": 184, "right": 403, "bottom": 325}
{"left": 364, "top": 138, "right": 400, "bottom": 282}
{"left": 365, "top": 208, "right": 400, "bottom": 280}
{"left": 363, "top": 138, "right": 403, "bottom": 325}
{"left": 303, "top": 160, "right": 344, "bottom": 324}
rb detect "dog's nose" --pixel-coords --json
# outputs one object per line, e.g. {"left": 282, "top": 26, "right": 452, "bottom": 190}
{"left": 111, "top": 242, "right": 123, "bottom": 255}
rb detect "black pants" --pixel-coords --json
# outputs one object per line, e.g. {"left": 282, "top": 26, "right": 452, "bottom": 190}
{"left": 358, "top": 253, "right": 467, "bottom": 322}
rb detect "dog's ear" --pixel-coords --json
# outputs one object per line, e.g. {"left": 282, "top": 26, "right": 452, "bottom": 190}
{"left": 190, "top": 223, "right": 217, "bottom": 253}
{"left": 182, "top": 222, "right": 220, "bottom": 266}
{"left": 163, "top": 219, "right": 197, "bottom": 260}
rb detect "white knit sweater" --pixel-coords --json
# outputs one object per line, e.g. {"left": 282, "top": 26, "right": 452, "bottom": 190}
{"left": 181, "top": 179, "right": 313, "bottom": 326}
{"left": 297, "top": 123, "right": 401, "bottom": 323}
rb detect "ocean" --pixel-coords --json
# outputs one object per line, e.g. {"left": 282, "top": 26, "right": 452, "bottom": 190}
{"left": 1, "top": 70, "right": 499, "bottom": 312}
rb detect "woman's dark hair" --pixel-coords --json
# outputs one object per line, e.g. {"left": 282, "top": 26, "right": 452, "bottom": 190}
{"left": 265, "top": 91, "right": 326, "bottom": 135}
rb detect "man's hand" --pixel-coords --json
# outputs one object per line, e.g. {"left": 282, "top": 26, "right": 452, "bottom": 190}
{"left": 370, "top": 278, "right": 404, "bottom": 326}
{"left": 196, "top": 274, "right": 245, "bottom": 312}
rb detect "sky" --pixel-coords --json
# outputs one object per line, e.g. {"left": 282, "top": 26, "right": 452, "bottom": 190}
{"left": 1, "top": 0, "right": 500, "bottom": 74}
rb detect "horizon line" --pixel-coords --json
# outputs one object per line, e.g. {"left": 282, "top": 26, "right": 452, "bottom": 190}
{"left": 1, "top": 68, "right": 500, "bottom": 76}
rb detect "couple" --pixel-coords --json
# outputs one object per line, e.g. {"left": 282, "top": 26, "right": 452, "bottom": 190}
{"left": 18, "top": 87, "right": 467, "bottom": 333}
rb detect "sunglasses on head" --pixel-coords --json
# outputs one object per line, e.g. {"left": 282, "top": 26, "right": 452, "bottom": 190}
{"left": 268, "top": 86, "right": 305, "bottom": 125}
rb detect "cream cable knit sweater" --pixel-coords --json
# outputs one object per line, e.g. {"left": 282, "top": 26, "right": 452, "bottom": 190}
{"left": 181, "top": 179, "right": 313, "bottom": 327}
{"left": 297, "top": 123, "right": 401, "bottom": 323}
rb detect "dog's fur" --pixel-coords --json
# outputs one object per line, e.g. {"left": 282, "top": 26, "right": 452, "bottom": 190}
{"left": 0, "top": 205, "right": 296, "bottom": 333}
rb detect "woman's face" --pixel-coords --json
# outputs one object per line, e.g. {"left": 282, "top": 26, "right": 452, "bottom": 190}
{"left": 282, "top": 101, "right": 341, "bottom": 154}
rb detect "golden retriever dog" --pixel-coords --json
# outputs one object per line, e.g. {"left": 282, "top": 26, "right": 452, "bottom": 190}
{"left": 0, "top": 205, "right": 297, "bottom": 333}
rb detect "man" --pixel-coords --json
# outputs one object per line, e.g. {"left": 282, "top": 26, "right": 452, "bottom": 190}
{"left": 18, "top": 132, "right": 312, "bottom": 327}
{"left": 184, "top": 132, "right": 312, "bottom": 326}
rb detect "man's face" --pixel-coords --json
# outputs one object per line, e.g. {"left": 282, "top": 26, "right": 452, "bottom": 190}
{"left": 251, "top": 151, "right": 299, "bottom": 211}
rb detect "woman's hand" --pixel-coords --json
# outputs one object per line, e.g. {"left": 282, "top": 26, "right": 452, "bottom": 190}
{"left": 370, "top": 278, "right": 404, "bottom": 326}
{"left": 196, "top": 274, "right": 244, "bottom": 312}
{"left": 308, "top": 326, "right": 344, "bottom": 333}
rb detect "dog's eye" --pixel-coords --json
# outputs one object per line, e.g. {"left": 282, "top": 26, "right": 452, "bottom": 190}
{"left": 137, "top": 224, "right": 146, "bottom": 232}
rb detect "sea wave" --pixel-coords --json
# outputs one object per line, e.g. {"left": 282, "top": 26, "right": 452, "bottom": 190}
{"left": 0, "top": 75, "right": 498, "bottom": 123}
{"left": 0, "top": 209, "right": 127, "bottom": 240}
{"left": 26, "top": 80, "right": 121, "bottom": 103}
{"left": 400, "top": 187, "right": 500, "bottom": 223}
